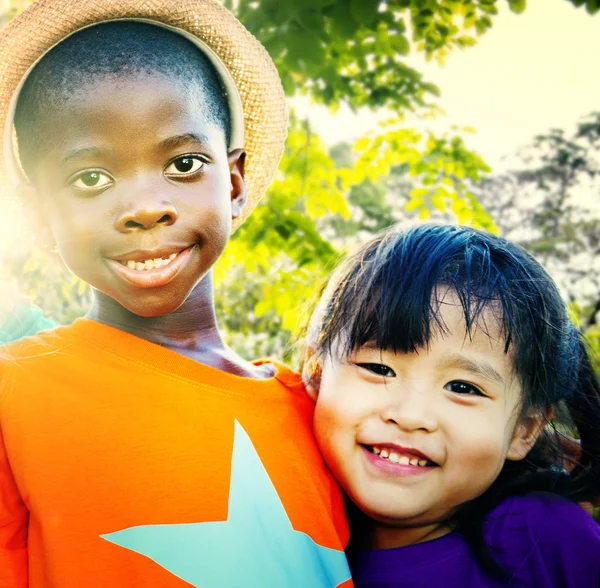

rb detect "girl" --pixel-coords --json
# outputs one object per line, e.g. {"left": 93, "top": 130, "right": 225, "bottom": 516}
{"left": 305, "top": 224, "right": 600, "bottom": 587}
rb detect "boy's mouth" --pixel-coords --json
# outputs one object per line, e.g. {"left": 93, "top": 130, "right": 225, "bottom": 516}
{"left": 363, "top": 444, "right": 437, "bottom": 467}
{"left": 117, "top": 252, "right": 178, "bottom": 272}
{"left": 106, "top": 246, "right": 195, "bottom": 289}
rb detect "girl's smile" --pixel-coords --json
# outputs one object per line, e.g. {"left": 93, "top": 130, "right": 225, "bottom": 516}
{"left": 361, "top": 444, "right": 437, "bottom": 477}
{"left": 313, "top": 293, "right": 540, "bottom": 548}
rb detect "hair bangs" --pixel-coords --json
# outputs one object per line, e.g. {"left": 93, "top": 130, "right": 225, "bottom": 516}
{"left": 317, "top": 225, "right": 520, "bottom": 362}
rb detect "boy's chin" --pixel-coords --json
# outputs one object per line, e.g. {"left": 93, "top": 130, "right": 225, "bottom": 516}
{"left": 91, "top": 287, "right": 192, "bottom": 320}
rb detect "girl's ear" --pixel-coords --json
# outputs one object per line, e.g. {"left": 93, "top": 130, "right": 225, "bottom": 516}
{"left": 302, "top": 346, "right": 321, "bottom": 401}
{"left": 506, "top": 408, "right": 552, "bottom": 461}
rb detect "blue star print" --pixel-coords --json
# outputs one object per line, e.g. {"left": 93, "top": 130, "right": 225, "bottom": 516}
{"left": 101, "top": 420, "right": 351, "bottom": 587}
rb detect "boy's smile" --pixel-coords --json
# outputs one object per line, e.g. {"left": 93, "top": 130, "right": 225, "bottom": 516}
{"left": 27, "top": 73, "right": 245, "bottom": 318}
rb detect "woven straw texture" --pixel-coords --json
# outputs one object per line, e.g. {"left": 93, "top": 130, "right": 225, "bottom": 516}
{"left": 0, "top": 0, "right": 287, "bottom": 231}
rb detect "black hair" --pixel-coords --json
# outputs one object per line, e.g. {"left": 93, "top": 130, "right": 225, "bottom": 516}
{"left": 312, "top": 224, "right": 600, "bottom": 580}
{"left": 14, "top": 21, "right": 231, "bottom": 177}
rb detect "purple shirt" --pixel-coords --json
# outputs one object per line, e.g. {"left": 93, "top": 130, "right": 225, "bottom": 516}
{"left": 354, "top": 494, "right": 600, "bottom": 587}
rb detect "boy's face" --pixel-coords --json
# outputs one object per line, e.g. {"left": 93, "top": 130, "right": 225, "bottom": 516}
{"left": 26, "top": 73, "right": 245, "bottom": 317}
{"left": 313, "top": 296, "right": 543, "bottom": 540}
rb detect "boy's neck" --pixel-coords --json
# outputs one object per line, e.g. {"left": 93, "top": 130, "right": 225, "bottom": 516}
{"left": 370, "top": 521, "right": 452, "bottom": 551}
{"left": 86, "top": 275, "right": 274, "bottom": 379}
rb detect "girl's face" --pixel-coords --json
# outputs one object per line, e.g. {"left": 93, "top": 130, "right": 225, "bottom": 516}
{"left": 313, "top": 295, "right": 541, "bottom": 546}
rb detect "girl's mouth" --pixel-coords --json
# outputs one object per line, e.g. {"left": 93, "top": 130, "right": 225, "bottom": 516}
{"left": 363, "top": 444, "right": 437, "bottom": 468}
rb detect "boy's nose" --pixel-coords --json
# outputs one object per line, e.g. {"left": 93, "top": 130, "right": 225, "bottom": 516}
{"left": 114, "top": 201, "right": 178, "bottom": 232}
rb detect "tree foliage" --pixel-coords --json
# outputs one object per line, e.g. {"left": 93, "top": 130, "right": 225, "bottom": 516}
{"left": 0, "top": 0, "right": 597, "bottom": 364}
{"left": 471, "top": 113, "right": 600, "bottom": 371}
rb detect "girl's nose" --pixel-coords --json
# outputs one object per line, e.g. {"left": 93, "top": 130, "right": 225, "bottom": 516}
{"left": 381, "top": 389, "right": 438, "bottom": 433}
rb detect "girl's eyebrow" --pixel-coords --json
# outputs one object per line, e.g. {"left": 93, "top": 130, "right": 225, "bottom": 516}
{"left": 438, "top": 354, "right": 505, "bottom": 386}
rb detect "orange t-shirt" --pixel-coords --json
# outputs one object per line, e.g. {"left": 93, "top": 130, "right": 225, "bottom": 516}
{"left": 0, "top": 319, "right": 350, "bottom": 587}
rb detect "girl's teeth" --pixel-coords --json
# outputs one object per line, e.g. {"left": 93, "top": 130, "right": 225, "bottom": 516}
{"left": 370, "top": 446, "right": 432, "bottom": 467}
{"left": 135, "top": 262, "right": 145, "bottom": 271}
{"left": 127, "top": 260, "right": 136, "bottom": 270}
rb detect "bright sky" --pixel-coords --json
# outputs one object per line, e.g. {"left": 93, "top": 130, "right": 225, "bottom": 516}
{"left": 295, "top": 0, "right": 600, "bottom": 172}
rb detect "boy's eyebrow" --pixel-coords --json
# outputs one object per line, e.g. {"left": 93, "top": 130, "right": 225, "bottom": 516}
{"left": 61, "top": 146, "right": 107, "bottom": 166}
{"left": 158, "top": 133, "right": 210, "bottom": 150}
{"left": 439, "top": 354, "right": 505, "bottom": 386}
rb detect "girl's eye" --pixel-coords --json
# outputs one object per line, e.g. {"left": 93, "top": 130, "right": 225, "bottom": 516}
{"left": 165, "top": 156, "right": 204, "bottom": 177}
{"left": 71, "top": 171, "right": 112, "bottom": 190}
{"left": 444, "top": 381, "right": 484, "bottom": 397}
{"left": 356, "top": 363, "right": 396, "bottom": 377}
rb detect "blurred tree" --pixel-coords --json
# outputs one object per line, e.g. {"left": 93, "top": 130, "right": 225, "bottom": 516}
{"left": 472, "top": 114, "right": 600, "bottom": 311}
{"left": 230, "top": 0, "right": 598, "bottom": 113}
{"left": 468, "top": 113, "right": 600, "bottom": 371}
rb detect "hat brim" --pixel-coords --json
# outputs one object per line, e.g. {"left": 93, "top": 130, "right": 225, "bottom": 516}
{"left": 0, "top": 0, "right": 287, "bottom": 231}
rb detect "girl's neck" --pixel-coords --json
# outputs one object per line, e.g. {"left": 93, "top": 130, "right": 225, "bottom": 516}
{"left": 370, "top": 521, "right": 452, "bottom": 551}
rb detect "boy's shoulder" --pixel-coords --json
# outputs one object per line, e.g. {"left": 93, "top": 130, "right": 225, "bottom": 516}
{"left": 253, "top": 359, "right": 306, "bottom": 394}
{"left": 484, "top": 493, "right": 600, "bottom": 586}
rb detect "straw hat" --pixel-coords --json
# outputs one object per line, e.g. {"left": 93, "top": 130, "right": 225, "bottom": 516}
{"left": 0, "top": 0, "right": 288, "bottom": 231}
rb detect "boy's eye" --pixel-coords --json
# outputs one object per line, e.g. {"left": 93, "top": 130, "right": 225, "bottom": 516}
{"left": 444, "top": 381, "right": 484, "bottom": 397}
{"left": 355, "top": 363, "right": 396, "bottom": 377}
{"left": 165, "top": 156, "right": 204, "bottom": 176}
{"left": 71, "top": 171, "right": 112, "bottom": 190}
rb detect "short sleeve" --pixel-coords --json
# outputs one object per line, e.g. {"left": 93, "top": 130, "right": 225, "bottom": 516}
{"left": 485, "top": 494, "right": 600, "bottom": 588}
{"left": 0, "top": 380, "right": 29, "bottom": 587}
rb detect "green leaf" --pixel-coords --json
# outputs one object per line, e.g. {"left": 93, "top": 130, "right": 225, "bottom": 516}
{"left": 508, "top": 0, "right": 526, "bottom": 14}
{"left": 287, "top": 30, "right": 326, "bottom": 66}
{"left": 586, "top": 0, "right": 599, "bottom": 14}
{"left": 354, "top": 136, "right": 372, "bottom": 151}
{"left": 296, "top": 9, "right": 326, "bottom": 34}
{"left": 390, "top": 33, "right": 410, "bottom": 55}
{"left": 431, "top": 194, "right": 446, "bottom": 212}
{"left": 330, "top": 1, "right": 360, "bottom": 36}
{"left": 349, "top": 0, "right": 381, "bottom": 27}
{"left": 405, "top": 197, "right": 425, "bottom": 212}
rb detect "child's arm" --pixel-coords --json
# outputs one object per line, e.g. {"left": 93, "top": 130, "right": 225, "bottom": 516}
{"left": 0, "top": 423, "right": 29, "bottom": 587}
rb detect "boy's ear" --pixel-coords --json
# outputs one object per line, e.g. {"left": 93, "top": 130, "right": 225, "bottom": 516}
{"left": 506, "top": 408, "right": 551, "bottom": 461}
{"left": 228, "top": 149, "right": 247, "bottom": 220}
{"left": 17, "top": 183, "right": 59, "bottom": 257}
{"left": 302, "top": 346, "right": 321, "bottom": 401}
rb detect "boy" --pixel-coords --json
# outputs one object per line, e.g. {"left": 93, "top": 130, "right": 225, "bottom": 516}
{"left": 0, "top": 2, "right": 350, "bottom": 586}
